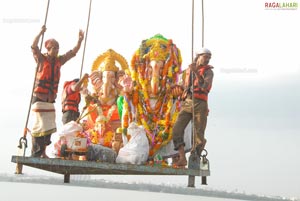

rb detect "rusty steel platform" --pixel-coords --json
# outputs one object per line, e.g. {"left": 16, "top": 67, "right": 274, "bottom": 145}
{"left": 11, "top": 155, "right": 210, "bottom": 186}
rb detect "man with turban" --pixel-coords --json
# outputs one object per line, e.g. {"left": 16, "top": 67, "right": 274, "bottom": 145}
{"left": 30, "top": 25, "right": 84, "bottom": 158}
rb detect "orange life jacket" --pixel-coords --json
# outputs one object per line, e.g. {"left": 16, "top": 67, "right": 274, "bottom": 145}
{"left": 34, "top": 55, "right": 61, "bottom": 97}
{"left": 61, "top": 81, "right": 81, "bottom": 112}
{"left": 183, "top": 65, "right": 213, "bottom": 101}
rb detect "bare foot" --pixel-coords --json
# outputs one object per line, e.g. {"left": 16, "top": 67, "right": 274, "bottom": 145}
{"left": 172, "top": 156, "right": 179, "bottom": 165}
{"left": 173, "top": 156, "right": 187, "bottom": 168}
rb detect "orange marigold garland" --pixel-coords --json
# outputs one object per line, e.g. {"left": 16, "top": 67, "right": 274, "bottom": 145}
{"left": 126, "top": 34, "right": 182, "bottom": 157}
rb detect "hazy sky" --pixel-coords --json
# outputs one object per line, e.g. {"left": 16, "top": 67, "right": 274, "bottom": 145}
{"left": 0, "top": 0, "right": 299, "bottom": 199}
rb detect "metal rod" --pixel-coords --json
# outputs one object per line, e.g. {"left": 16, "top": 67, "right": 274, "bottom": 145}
{"left": 79, "top": 0, "right": 92, "bottom": 78}
{"left": 201, "top": 176, "right": 207, "bottom": 185}
{"left": 188, "top": 175, "right": 195, "bottom": 187}
{"left": 64, "top": 173, "right": 70, "bottom": 183}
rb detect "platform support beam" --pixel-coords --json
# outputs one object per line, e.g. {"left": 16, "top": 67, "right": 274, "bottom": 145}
{"left": 64, "top": 173, "right": 70, "bottom": 183}
{"left": 188, "top": 175, "right": 195, "bottom": 187}
{"left": 187, "top": 152, "right": 200, "bottom": 187}
{"left": 15, "top": 163, "right": 23, "bottom": 174}
{"left": 201, "top": 176, "right": 207, "bottom": 185}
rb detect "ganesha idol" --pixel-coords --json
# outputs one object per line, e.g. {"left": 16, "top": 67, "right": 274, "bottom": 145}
{"left": 82, "top": 49, "right": 130, "bottom": 148}
{"left": 121, "top": 34, "right": 184, "bottom": 157}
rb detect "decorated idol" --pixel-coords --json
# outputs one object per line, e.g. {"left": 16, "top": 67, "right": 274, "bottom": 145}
{"left": 84, "top": 49, "right": 130, "bottom": 148}
{"left": 122, "top": 34, "right": 183, "bottom": 157}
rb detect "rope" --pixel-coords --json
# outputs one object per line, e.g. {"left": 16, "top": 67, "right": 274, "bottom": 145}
{"left": 191, "top": 0, "right": 205, "bottom": 153}
{"left": 191, "top": 0, "right": 195, "bottom": 61}
{"left": 191, "top": 0, "right": 196, "bottom": 153}
{"left": 79, "top": 0, "right": 92, "bottom": 78}
{"left": 22, "top": 0, "right": 51, "bottom": 139}
{"left": 202, "top": 0, "right": 205, "bottom": 47}
{"left": 15, "top": 0, "right": 51, "bottom": 174}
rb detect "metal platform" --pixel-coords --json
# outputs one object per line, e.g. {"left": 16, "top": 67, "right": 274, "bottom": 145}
{"left": 11, "top": 155, "right": 210, "bottom": 186}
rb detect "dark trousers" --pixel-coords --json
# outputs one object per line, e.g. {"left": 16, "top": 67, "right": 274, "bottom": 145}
{"left": 62, "top": 110, "right": 80, "bottom": 125}
{"left": 31, "top": 134, "right": 51, "bottom": 157}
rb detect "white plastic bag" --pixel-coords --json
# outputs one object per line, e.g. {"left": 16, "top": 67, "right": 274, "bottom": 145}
{"left": 116, "top": 122, "right": 149, "bottom": 165}
{"left": 56, "top": 121, "right": 83, "bottom": 137}
{"left": 52, "top": 121, "right": 83, "bottom": 156}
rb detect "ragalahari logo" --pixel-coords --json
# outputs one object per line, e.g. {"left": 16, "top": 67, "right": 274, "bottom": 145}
{"left": 265, "top": 2, "right": 298, "bottom": 10}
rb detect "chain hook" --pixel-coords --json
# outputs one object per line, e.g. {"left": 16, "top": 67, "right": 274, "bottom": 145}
{"left": 18, "top": 136, "right": 28, "bottom": 149}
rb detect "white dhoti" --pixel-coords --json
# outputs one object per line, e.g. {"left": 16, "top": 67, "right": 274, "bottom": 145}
{"left": 31, "top": 102, "right": 57, "bottom": 137}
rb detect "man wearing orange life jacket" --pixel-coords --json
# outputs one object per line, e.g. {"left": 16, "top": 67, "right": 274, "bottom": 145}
{"left": 62, "top": 73, "right": 89, "bottom": 124}
{"left": 171, "top": 47, "right": 214, "bottom": 167}
{"left": 30, "top": 25, "right": 84, "bottom": 158}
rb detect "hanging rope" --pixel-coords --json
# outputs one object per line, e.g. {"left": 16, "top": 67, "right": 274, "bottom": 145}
{"left": 191, "top": 0, "right": 205, "bottom": 153}
{"left": 190, "top": 0, "right": 196, "bottom": 153}
{"left": 191, "top": 0, "right": 195, "bottom": 62}
{"left": 20, "top": 0, "right": 51, "bottom": 141}
{"left": 15, "top": 0, "right": 51, "bottom": 174}
{"left": 79, "top": 0, "right": 92, "bottom": 78}
{"left": 201, "top": 0, "right": 205, "bottom": 47}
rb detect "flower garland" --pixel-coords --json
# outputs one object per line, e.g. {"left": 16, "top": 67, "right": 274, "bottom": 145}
{"left": 125, "top": 34, "right": 182, "bottom": 156}
{"left": 87, "top": 104, "right": 116, "bottom": 146}
{"left": 96, "top": 104, "right": 117, "bottom": 123}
